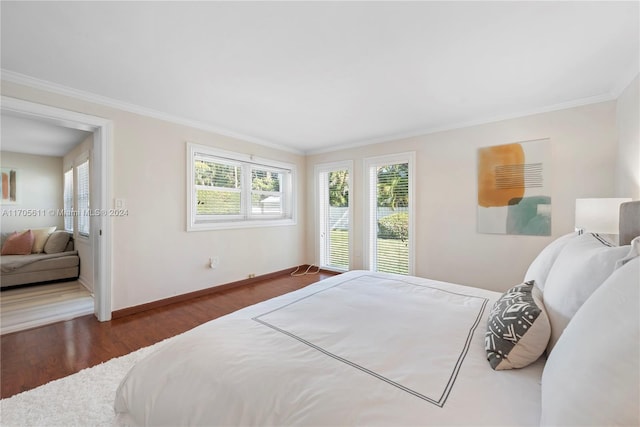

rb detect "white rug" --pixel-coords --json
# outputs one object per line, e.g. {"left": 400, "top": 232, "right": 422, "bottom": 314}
{"left": 0, "top": 339, "right": 168, "bottom": 427}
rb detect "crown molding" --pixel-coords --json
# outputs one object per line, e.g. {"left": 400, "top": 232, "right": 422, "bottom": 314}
{"left": 2, "top": 69, "right": 625, "bottom": 157}
{"left": 0, "top": 69, "right": 304, "bottom": 155}
{"left": 610, "top": 65, "right": 639, "bottom": 98}
{"left": 307, "top": 92, "right": 617, "bottom": 155}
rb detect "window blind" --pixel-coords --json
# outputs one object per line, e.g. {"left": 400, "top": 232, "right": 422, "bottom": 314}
{"left": 195, "top": 156, "right": 243, "bottom": 217}
{"left": 76, "top": 160, "right": 90, "bottom": 236}
{"left": 63, "top": 169, "right": 74, "bottom": 232}
{"left": 368, "top": 161, "right": 410, "bottom": 275}
{"left": 251, "top": 166, "right": 286, "bottom": 218}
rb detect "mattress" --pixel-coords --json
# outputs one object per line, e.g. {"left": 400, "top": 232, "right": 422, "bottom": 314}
{"left": 114, "top": 271, "right": 545, "bottom": 426}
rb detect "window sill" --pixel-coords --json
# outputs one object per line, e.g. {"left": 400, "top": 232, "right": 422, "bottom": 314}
{"left": 188, "top": 218, "right": 296, "bottom": 232}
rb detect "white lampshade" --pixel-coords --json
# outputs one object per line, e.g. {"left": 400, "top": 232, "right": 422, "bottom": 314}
{"left": 575, "top": 198, "right": 632, "bottom": 234}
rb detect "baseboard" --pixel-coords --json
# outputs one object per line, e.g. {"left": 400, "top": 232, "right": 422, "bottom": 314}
{"left": 77, "top": 276, "right": 93, "bottom": 294}
{"left": 112, "top": 265, "right": 330, "bottom": 319}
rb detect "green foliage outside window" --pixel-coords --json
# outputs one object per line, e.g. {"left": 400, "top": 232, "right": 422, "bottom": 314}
{"left": 377, "top": 212, "right": 409, "bottom": 243}
{"left": 195, "top": 160, "right": 241, "bottom": 188}
{"left": 376, "top": 163, "right": 409, "bottom": 243}
{"left": 377, "top": 163, "right": 408, "bottom": 209}
{"left": 326, "top": 165, "right": 408, "bottom": 209}
{"left": 328, "top": 170, "right": 349, "bottom": 207}
{"left": 196, "top": 190, "right": 241, "bottom": 215}
{"left": 252, "top": 169, "right": 281, "bottom": 192}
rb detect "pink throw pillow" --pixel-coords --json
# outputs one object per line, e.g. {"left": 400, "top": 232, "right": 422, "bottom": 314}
{"left": 1, "top": 230, "right": 35, "bottom": 255}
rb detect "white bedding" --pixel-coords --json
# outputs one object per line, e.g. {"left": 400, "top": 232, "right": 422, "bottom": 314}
{"left": 114, "top": 271, "right": 545, "bottom": 426}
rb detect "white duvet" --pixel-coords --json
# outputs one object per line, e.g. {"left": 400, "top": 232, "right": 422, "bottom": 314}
{"left": 114, "top": 271, "right": 544, "bottom": 426}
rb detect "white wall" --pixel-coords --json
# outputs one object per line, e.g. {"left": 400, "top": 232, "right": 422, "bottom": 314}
{"left": 616, "top": 74, "right": 640, "bottom": 199}
{"left": 306, "top": 102, "right": 618, "bottom": 292}
{"left": 0, "top": 151, "right": 64, "bottom": 232}
{"left": 107, "top": 112, "right": 307, "bottom": 311}
{"left": 1, "top": 80, "right": 308, "bottom": 311}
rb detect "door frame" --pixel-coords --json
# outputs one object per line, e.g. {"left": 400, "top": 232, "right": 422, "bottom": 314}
{"left": 2, "top": 96, "right": 113, "bottom": 321}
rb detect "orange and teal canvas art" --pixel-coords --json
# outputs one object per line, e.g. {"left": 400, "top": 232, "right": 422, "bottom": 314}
{"left": 477, "top": 139, "right": 551, "bottom": 236}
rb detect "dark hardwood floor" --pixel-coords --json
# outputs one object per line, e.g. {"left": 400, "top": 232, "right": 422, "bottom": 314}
{"left": 1, "top": 269, "right": 337, "bottom": 399}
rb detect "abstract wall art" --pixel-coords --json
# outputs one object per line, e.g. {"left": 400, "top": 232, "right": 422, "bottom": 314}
{"left": 477, "top": 139, "right": 551, "bottom": 236}
{"left": 1, "top": 168, "right": 19, "bottom": 205}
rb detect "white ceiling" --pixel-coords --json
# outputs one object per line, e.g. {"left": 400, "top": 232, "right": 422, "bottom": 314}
{"left": 1, "top": 112, "right": 91, "bottom": 157}
{"left": 1, "top": 1, "right": 638, "bottom": 154}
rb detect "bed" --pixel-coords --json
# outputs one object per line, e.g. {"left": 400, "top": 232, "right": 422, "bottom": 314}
{"left": 114, "top": 201, "right": 640, "bottom": 426}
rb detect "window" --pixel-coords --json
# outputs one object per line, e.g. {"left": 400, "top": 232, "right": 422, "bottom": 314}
{"left": 188, "top": 143, "right": 295, "bottom": 231}
{"left": 364, "top": 152, "right": 415, "bottom": 275}
{"left": 195, "top": 157, "right": 242, "bottom": 218}
{"left": 63, "top": 169, "right": 74, "bottom": 232}
{"left": 76, "top": 160, "right": 90, "bottom": 236}
{"left": 316, "top": 161, "right": 352, "bottom": 271}
{"left": 250, "top": 166, "right": 286, "bottom": 218}
{"left": 64, "top": 156, "right": 90, "bottom": 237}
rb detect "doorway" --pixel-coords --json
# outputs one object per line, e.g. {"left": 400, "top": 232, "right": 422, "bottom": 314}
{"left": 1, "top": 96, "right": 113, "bottom": 325}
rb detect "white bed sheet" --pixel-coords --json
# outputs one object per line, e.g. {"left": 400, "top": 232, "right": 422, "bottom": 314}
{"left": 114, "top": 271, "right": 544, "bottom": 426}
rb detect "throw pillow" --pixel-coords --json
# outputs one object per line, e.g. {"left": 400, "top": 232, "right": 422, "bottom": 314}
{"left": 28, "top": 226, "right": 56, "bottom": 253}
{"left": 543, "top": 233, "right": 629, "bottom": 353}
{"left": 541, "top": 257, "right": 639, "bottom": 426}
{"left": 43, "top": 231, "right": 71, "bottom": 254}
{"left": 1, "top": 230, "right": 35, "bottom": 255}
{"left": 485, "top": 280, "right": 550, "bottom": 370}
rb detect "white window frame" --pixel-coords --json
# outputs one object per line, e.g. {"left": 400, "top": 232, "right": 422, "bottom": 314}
{"left": 187, "top": 142, "right": 296, "bottom": 231}
{"left": 315, "top": 160, "right": 353, "bottom": 272}
{"left": 363, "top": 152, "right": 416, "bottom": 275}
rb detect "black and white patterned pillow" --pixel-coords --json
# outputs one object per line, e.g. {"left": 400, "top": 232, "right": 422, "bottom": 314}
{"left": 485, "top": 281, "right": 550, "bottom": 370}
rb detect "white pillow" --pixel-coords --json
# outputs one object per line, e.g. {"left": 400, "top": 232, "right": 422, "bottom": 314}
{"left": 543, "top": 233, "right": 629, "bottom": 352}
{"left": 524, "top": 232, "right": 577, "bottom": 291}
{"left": 616, "top": 236, "right": 640, "bottom": 268}
{"left": 26, "top": 226, "right": 56, "bottom": 253}
{"left": 541, "top": 257, "right": 639, "bottom": 426}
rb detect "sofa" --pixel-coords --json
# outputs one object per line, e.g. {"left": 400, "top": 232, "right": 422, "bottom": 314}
{"left": 0, "top": 229, "right": 80, "bottom": 289}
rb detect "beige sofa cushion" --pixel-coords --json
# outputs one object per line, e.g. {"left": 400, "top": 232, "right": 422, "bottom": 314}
{"left": 44, "top": 231, "right": 71, "bottom": 254}
{"left": 29, "top": 226, "right": 56, "bottom": 253}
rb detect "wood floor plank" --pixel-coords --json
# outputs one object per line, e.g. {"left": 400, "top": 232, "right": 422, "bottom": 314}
{"left": 0, "top": 269, "right": 336, "bottom": 398}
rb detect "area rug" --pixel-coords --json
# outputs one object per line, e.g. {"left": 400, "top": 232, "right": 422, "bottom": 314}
{"left": 0, "top": 339, "right": 169, "bottom": 427}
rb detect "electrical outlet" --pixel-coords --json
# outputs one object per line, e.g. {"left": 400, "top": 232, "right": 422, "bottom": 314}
{"left": 248, "top": 273, "right": 256, "bottom": 278}
{"left": 209, "top": 256, "right": 220, "bottom": 269}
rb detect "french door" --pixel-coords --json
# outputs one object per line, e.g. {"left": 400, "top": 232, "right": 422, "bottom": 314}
{"left": 316, "top": 161, "right": 352, "bottom": 271}
{"left": 364, "top": 153, "right": 415, "bottom": 275}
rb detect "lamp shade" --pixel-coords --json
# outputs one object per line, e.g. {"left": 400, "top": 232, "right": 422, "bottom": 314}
{"left": 575, "top": 198, "right": 632, "bottom": 234}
